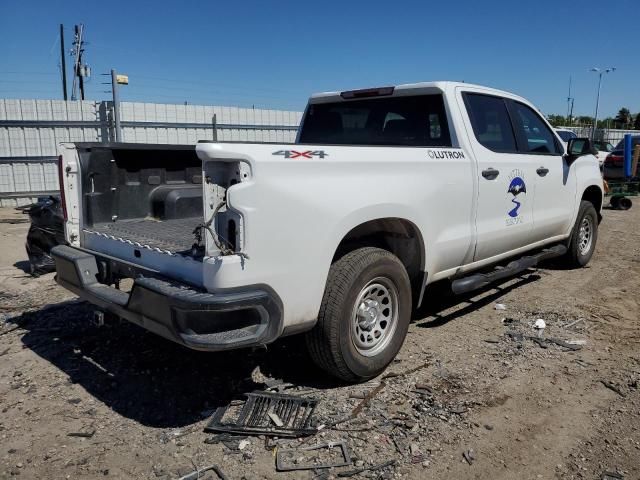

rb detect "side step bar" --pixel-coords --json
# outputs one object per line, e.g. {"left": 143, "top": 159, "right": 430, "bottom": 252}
{"left": 451, "top": 245, "right": 567, "bottom": 295}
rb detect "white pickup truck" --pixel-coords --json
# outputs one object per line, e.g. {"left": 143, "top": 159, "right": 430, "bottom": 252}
{"left": 52, "top": 81, "right": 603, "bottom": 381}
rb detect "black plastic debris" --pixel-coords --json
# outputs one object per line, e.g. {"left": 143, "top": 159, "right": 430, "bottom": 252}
{"left": 337, "top": 459, "right": 396, "bottom": 477}
{"left": 601, "top": 472, "right": 624, "bottom": 480}
{"left": 24, "top": 196, "right": 66, "bottom": 276}
{"left": 178, "top": 464, "right": 228, "bottom": 480}
{"left": 275, "top": 441, "right": 352, "bottom": 472}
{"left": 204, "top": 392, "right": 318, "bottom": 437}
{"left": 204, "top": 433, "right": 250, "bottom": 451}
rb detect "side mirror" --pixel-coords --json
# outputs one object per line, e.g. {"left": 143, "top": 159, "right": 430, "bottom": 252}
{"left": 566, "top": 138, "right": 597, "bottom": 158}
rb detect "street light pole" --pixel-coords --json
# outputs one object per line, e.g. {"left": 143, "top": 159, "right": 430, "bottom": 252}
{"left": 590, "top": 67, "right": 616, "bottom": 140}
{"left": 111, "top": 69, "right": 122, "bottom": 142}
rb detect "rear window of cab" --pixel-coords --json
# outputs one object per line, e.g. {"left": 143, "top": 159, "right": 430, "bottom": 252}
{"left": 299, "top": 95, "right": 452, "bottom": 147}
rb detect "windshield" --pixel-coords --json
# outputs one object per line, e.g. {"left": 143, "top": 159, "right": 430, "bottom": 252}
{"left": 556, "top": 130, "right": 577, "bottom": 142}
{"left": 594, "top": 141, "right": 614, "bottom": 152}
{"left": 298, "top": 94, "right": 451, "bottom": 147}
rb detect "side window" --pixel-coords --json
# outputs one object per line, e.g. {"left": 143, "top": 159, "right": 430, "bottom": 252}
{"left": 464, "top": 93, "right": 517, "bottom": 153}
{"left": 511, "top": 102, "right": 562, "bottom": 155}
{"left": 428, "top": 113, "right": 443, "bottom": 140}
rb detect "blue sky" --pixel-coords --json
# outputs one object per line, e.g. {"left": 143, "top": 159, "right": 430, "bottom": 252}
{"left": 1, "top": 0, "right": 638, "bottom": 117}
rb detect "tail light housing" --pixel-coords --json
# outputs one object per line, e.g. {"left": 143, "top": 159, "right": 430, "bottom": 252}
{"left": 57, "top": 155, "right": 68, "bottom": 221}
{"left": 340, "top": 86, "right": 395, "bottom": 99}
{"left": 604, "top": 154, "right": 623, "bottom": 167}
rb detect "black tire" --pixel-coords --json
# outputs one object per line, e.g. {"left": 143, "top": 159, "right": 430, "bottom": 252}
{"left": 618, "top": 197, "right": 632, "bottom": 210}
{"left": 610, "top": 196, "right": 620, "bottom": 209}
{"left": 563, "top": 200, "right": 599, "bottom": 268}
{"left": 305, "top": 247, "right": 412, "bottom": 382}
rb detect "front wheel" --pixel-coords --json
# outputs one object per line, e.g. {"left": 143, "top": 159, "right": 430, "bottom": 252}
{"left": 563, "top": 200, "right": 599, "bottom": 267}
{"left": 305, "top": 247, "right": 412, "bottom": 382}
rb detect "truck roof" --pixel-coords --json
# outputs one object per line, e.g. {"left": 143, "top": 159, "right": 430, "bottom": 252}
{"left": 309, "top": 81, "right": 526, "bottom": 104}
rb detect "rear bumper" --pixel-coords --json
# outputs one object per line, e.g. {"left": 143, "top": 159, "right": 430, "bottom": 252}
{"left": 51, "top": 245, "right": 283, "bottom": 351}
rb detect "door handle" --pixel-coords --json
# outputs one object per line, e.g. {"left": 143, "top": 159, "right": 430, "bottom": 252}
{"left": 536, "top": 167, "right": 549, "bottom": 177}
{"left": 481, "top": 168, "right": 500, "bottom": 180}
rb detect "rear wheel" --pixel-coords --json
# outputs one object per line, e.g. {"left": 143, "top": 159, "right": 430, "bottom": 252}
{"left": 563, "top": 200, "right": 598, "bottom": 267}
{"left": 306, "top": 247, "right": 411, "bottom": 382}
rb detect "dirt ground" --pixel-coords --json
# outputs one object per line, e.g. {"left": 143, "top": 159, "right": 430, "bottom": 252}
{"left": 1, "top": 204, "right": 639, "bottom": 480}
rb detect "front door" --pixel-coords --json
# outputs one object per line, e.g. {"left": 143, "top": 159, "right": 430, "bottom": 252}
{"left": 459, "top": 91, "right": 538, "bottom": 261}
{"left": 507, "top": 100, "right": 577, "bottom": 242}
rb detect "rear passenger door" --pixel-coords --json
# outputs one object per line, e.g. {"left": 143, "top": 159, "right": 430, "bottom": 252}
{"left": 461, "top": 91, "right": 538, "bottom": 261}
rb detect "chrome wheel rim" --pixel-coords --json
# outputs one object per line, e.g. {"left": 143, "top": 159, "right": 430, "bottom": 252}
{"left": 351, "top": 277, "right": 399, "bottom": 357}
{"left": 578, "top": 216, "right": 593, "bottom": 255}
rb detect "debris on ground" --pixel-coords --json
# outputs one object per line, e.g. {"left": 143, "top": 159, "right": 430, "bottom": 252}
{"left": 204, "top": 391, "right": 318, "bottom": 437}
{"left": 204, "top": 433, "right": 251, "bottom": 451}
{"left": 534, "top": 318, "right": 546, "bottom": 330}
{"left": 462, "top": 448, "right": 475, "bottom": 465}
{"left": 275, "top": 441, "right": 352, "bottom": 472}
{"left": 494, "top": 303, "right": 507, "bottom": 310}
{"left": 505, "top": 331, "right": 583, "bottom": 351}
{"left": 67, "top": 428, "right": 96, "bottom": 438}
{"left": 601, "top": 471, "right": 624, "bottom": 480}
{"left": 336, "top": 459, "right": 397, "bottom": 477}
{"left": 267, "top": 411, "right": 285, "bottom": 427}
{"left": 177, "top": 464, "right": 228, "bottom": 480}
{"left": 564, "top": 318, "right": 586, "bottom": 329}
{"left": 600, "top": 380, "right": 626, "bottom": 398}
{"left": 23, "top": 196, "right": 65, "bottom": 276}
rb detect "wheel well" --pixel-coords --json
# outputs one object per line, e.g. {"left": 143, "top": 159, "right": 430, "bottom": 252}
{"left": 582, "top": 185, "right": 603, "bottom": 221}
{"left": 333, "top": 218, "right": 425, "bottom": 303}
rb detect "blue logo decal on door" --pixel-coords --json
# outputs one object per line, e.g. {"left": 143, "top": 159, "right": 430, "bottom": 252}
{"left": 507, "top": 176, "right": 527, "bottom": 217}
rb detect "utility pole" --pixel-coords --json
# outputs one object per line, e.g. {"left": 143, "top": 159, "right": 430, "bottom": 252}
{"left": 566, "top": 76, "right": 573, "bottom": 125}
{"left": 111, "top": 70, "right": 122, "bottom": 141}
{"left": 105, "top": 70, "right": 128, "bottom": 142}
{"left": 71, "top": 24, "right": 90, "bottom": 100}
{"left": 589, "top": 67, "right": 616, "bottom": 140}
{"left": 568, "top": 98, "right": 574, "bottom": 126}
{"left": 59, "top": 24, "right": 68, "bottom": 100}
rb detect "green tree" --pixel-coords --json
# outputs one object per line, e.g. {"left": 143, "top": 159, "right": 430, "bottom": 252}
{"left": 547, "top": 114, "right": 567, "bottom": 127}
{"left": 597, "top": 117, "right": 614, "bottom": 129}
{"left": 615, "top": 108, "right": 632, "bottom": 128}
{"left": 634, "top": 113, "right": 640, "bottom": 130}
{"left": 577, "top": 115, "right": 593, "bottom": 125}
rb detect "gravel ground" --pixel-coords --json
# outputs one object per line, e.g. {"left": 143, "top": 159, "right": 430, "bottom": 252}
{"left": 0, "top": 205, "right": 639, "bottom": 480}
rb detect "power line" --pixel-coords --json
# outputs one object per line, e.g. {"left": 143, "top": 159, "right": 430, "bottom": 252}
{"left": 0, "top": 71, "right": 59, "bottom": 76}
{"left": 116, "top": 91, "right": 301, "bottom": 110}
{"left": 0, "top": 80, "right": 62, "bottom": 84}
{"left": 122, "top": 84, "right": 297, "bottom": 103}
{"left": 130, "top": 74, "right": 299, "bottom": 96}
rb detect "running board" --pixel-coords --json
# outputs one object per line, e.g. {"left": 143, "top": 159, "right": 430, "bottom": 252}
{"left": 451, "top": 245, "right": 567, "bottom": 295}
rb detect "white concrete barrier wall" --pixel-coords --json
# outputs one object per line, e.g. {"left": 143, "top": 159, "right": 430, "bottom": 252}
{"left": 0, "top": 99, "right": 302, "bottom": 206}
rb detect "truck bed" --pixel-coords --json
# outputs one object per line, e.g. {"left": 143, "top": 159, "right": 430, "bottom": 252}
{"left": 88, "top": 217, "right": 200, "bottom": 254}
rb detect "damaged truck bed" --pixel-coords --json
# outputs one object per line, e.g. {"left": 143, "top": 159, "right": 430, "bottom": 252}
{"left": 74, "top": 143, "right": 206, "bottom": 257}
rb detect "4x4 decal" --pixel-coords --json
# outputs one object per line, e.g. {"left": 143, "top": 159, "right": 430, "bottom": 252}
{"left": 272, "top": 150, "right": 328, "bottom": 159}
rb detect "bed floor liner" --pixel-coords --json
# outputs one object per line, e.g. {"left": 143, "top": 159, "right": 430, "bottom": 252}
{"left": 87, "top": 217, "right": 201, "bottom": 254}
